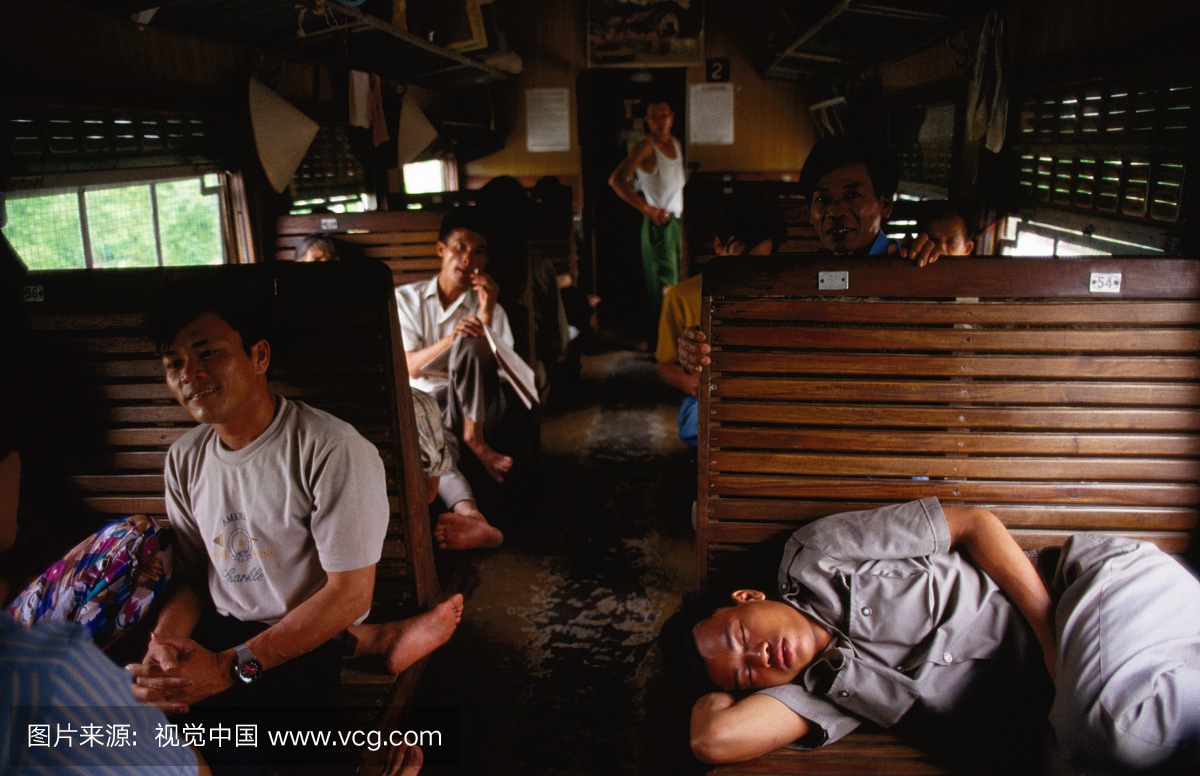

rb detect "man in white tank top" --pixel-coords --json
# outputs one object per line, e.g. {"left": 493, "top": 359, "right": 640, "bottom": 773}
{"left": 608, "top": 101, "right": 685, "bottom": 339}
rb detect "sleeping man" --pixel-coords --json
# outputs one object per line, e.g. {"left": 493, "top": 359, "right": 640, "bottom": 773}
{"left": 658, "top": 499, "right": 1200, "bottom": 772}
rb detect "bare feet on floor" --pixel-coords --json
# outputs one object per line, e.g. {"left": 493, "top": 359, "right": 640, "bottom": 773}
{"left": 462, "top": 418, "right": 513, "bottom": 483}
{"left": 435, "top": 510, "right": 504, "bottom": 550}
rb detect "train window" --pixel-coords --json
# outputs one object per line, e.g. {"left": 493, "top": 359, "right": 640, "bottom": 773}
{"left": 1005, "top": 71, "right": 1190, "bottom": 255}
{"left": 892, "top": 103, "right": 956, "bottom": 200}
{"left": 3, "top": 105, "right": 233, "bottom": 268}
{"left": 403, "top": 159, "right": 456, "bottom": 195}
{"left": 289, "top": 125, "right": 373, "bottom": 215}
{"left": 998, "top": 213, "right": 1166, "bottom": 257}
{"left": 4, "top": 173, "right": 227, "bottom": 270}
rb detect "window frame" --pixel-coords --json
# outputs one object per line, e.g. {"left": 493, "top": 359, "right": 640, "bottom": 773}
{"left": 4, "top": 166, "right": 243, "bottom": 269}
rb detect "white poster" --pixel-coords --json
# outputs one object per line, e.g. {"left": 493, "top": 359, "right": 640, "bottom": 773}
{"left": 689, "top": 83, "right": 734, "bottom": 145}
{"left": 526, "top": 88, "right": 571, "bottom": 152}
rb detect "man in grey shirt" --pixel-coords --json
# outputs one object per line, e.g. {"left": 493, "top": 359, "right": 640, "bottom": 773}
{"left": 659, "top": 498, "right": 1200, "bottom": 771}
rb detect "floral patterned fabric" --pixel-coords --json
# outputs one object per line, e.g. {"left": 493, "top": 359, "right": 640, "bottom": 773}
{"left": 4, "top": 514, "right": 173, "bottom": 649}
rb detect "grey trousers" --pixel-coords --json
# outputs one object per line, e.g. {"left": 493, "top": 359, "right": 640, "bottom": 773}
{"left": 434, "top": 335, "right": 506, "bottom": 432}
{"left": 431, "top": 336, "right": 527, "bottom": 489}
{"left": 1050, "top": 534, "right": 1200, "bottom": 770}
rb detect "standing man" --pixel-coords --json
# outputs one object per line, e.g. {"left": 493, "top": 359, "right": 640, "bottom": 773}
{"left": 608, "top": 101, "right": 686, "bottom": 336}
{"left": 129, "top": 287, "right": 389, "bottom": 722}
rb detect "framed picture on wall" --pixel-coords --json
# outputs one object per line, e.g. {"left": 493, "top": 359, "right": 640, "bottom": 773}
{"left": 588, "top": 0, "right": 704, "bottom": 67}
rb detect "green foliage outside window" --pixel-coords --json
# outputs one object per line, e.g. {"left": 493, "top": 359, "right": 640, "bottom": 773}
{"left": 3, "top": 176, "right": 225, "bottom": 270}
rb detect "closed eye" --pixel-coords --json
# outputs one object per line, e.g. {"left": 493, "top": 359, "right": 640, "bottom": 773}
{"left": 742, "top": 626, "right": 753, "bottom": 688}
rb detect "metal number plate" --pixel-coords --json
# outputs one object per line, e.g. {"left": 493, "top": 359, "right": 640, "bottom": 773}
{"left": 22, "top": 285, "right": 45, "bottom": 302}
{"left": 319, "top": 217, "right": 338, "bottom": 231}
{"left": 1089, "top": 273, "right": 1121, "bottom": 294}
{"left": 818, "top": 271, "right": 849, "bottom": 290}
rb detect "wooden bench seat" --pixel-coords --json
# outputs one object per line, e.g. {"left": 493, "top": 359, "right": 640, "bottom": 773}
{"left": 22, "top": 261, "right": 437, "bottom": 768}
{"left": 697, "top": 254, "right": 1200, "bottom": 774}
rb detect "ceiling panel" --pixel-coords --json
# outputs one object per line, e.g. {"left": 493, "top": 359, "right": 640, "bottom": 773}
{"left": 55, "top": 0, "right": 508, "bottom": 89}
{"left": 765, "top": 0, "right": 1008, "bottom": 81}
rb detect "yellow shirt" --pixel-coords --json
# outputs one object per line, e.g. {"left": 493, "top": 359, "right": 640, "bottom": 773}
{"left": 655, "top": 273, "right": 702, "bottom": 364}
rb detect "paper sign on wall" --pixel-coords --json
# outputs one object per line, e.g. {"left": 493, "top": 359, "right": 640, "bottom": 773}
{"left": 526, "top": 88, "right": 571, "bottom": 152}
{"left": 689, "top": 83, "right": 734, "bottom": 145}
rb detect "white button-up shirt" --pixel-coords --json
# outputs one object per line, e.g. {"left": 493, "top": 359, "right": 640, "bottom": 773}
{"left": 394, "top": 277, "right": 514, "bottom": 395}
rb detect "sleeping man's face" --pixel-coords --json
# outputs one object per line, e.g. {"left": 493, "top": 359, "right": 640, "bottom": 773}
{"left": 692, "top": 593, "right": 818, "bottom": 691}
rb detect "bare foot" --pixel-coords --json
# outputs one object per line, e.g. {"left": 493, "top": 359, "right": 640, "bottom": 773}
{"left": 462, "top": 417, "right": 513, "bottom": 483}
{"left": 435, "top": 512, "right": 504, "bottom": 550}
{"left": 474, "top": 445, "right": 513, "bottom": 483}
{"left": 382, "top": 743, "right": 423, "bottom": 776}
{"left": 350, "top": 595, "right": 464, "bottom": 674}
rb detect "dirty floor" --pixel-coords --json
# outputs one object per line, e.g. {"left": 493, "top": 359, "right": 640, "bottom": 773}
{"left": 407, "top": 346, "right": 707, "bottom": 775}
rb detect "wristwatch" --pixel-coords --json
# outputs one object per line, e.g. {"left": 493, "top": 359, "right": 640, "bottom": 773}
{"left": 232, "top": 642, "right": 263, "bottom": 684}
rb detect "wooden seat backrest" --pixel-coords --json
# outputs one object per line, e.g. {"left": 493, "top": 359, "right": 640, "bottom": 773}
{"left": 698, "top": 255, "right": 1200, "bottom": 588}
{"left": 527, "top": 183, "right": 575, "bottom": 278}
{"left": 276, "top": 210, "right": 445, "bottom": 287}
{"left": 21, "top": 261, "right": 437, "bottom": 740}
{"left": 698, "top": 255, "right": 1200, "bottom": 775}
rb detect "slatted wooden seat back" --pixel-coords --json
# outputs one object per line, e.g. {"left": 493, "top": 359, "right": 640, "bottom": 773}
{"left": 21, "top": 261, "right": 437, "bottom": 736}
{"left": 699, "top": 255, "right": 1200, "bottom": 588}
{"left": 697, "top": 255, "right": 1200, "bottom": 776}
{"left": 275, "top": 210, "right": 445, "bottom": 287}
{"left": 528, "top": 181, "right": 575, "bottom": 278}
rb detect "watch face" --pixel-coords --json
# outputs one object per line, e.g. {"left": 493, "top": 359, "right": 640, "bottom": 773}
{"left": 238, "top": 659, "right": 264, "bottom": 683}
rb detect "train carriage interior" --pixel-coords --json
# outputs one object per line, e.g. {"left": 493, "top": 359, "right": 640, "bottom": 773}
{"left": 2, "top": 1, "right": 1198, "bottom": 775}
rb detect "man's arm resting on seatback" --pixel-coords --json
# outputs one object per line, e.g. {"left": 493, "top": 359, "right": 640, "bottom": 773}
{"left": 132, "top": 565, "right": 376, "bottom": 708}
{"left": 658, "top": 361, "right": 700, "bottom": 396}
{"left": 942, "top": 505, "right": 1057, "bottom": 679}
{"left": 690, "top": 692, "right": 810, "bottom": 764}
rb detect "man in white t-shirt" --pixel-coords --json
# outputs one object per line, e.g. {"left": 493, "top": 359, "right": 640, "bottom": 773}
{"left": 128, "top": 290, "right": 389, "bottom": 718}
{"left": 395, "top": 208, "right": 525, "bottom": 488}
{"left": 608, "top": 100, "right": 686, "bottom": 338}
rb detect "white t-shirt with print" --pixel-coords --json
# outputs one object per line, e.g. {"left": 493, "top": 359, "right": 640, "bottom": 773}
{"left": 165, "top": 395, "right": 389, "bottom": 625}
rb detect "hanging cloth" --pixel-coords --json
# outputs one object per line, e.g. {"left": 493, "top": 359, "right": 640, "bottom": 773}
{"left": 369, "top": 73, "right": 390, "bottom": 147}
{"left": 966, "top": 12, "right": 1008, "bottom": 154}
{"left": 349, "top": 71, "right": 391, "bottom": 147}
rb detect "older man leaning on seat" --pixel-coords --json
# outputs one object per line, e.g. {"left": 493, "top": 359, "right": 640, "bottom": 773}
{"left": 676, "top": 137, "right": 956, "bottom": 375}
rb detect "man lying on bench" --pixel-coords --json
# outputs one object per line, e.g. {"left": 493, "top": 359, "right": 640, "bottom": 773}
{"left": 659, "top": 499, "right": 1200, "bottom": 772}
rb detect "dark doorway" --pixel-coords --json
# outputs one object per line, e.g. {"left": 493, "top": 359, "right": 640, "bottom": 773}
{"left": 580, "top": 67, "right": 686, "bottom": 345}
